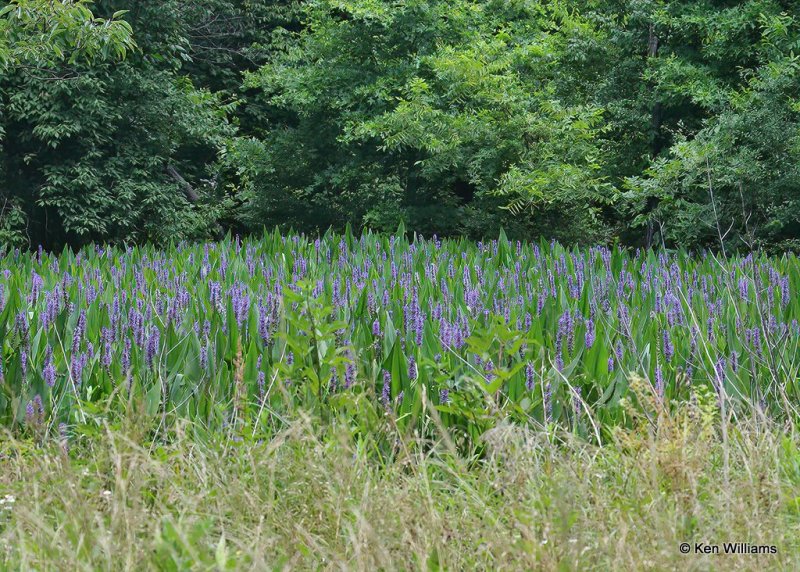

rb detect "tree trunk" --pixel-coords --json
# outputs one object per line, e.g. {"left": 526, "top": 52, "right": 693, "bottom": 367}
{"left": 166, "top": 164, "right": 199, "bottom": 203}
{"left": 645, "top": 23, "right": 662, "bottom": 249}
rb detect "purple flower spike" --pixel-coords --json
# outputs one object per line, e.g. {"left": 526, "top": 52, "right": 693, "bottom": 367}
{"left": 662, "top": 329, "right": 674, "bottom": 363}
{"left": 781, "top": 277, "right": 790, "bottom": 308}
{"left": 555, "top": 349, "right": 564, "bottom": 373}
{"left": 25, "top": 401, "right": 35, "bottom": 427}
{"left": 714, "top": 356, "right": 726, "bottom": 394}
{"left": 70, "top": 353, "right": 84, "bottom": 384}
{"left": 738, "top": 277, "right": 749, "bottom": 300}
{"left": 485, "top": 359, "right": 496, "bottom": 382}
{"left": 525, "top": 363, "right": 535, "bottom": 391}
{"left": 146, "top": 326, "right": 160, "bottom": 368}
{"left": 344, "top": 362, "right": 356, "bottom": 388}
{"left": 654, "top": 365, "right": 664, "bottom": 400}
{"left": 43, "top": 362, "right": 57, "bottom": 387}
{"left": 101, "top": 327, "right": 113, "bottom": 368}
{"left": 199, "top": 345, "right": 208, "bottom": 370}
{"left": 258, "top": 370, "right": 266, "bottom": 402}
{"left": 20, "top": 349, "right": 28, "bottom": 380}
{"left": 329, "top": 370, "right": 339, "bottom": 392}
{"left": 543, "top": 383, "right": 552, "bottom": 423}
{"left": 381, "top": 370, "right": 391, "bottom": 407}
{"left": 573, "top": 387, "right": 582, "bottom": 418}
{"left": 584, "top": 319, "right": 595, "bottom": 349}
{"left": 122, "top": 338, "right": 132, "bottom": 374}
{"left": 33, "top": 394, "right": 44, "bottom": 423}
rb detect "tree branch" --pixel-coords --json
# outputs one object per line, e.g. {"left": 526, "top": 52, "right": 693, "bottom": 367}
{"left": 166, "top": 164, "right": 199, "bottom": 203}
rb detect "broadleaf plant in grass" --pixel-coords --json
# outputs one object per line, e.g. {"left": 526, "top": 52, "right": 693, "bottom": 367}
{"left": 1, "top": 232, "right": 799, "bottom": 451}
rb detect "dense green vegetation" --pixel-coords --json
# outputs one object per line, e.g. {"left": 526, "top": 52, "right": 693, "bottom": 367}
{"left": 4, "top": 5, "right": 800, "bottom": 569}
{"left": 1, "top": 232, "right": 800, "bottom": 570}
{"left": 2, "top": 1, "right": 800, "bottom": 251}
{"left": 2, "top": 231, "right": 798, "bottom": 447}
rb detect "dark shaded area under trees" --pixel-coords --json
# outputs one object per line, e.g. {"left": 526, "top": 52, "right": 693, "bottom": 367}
{"left": 2, "top": 0, "right": 800, "bottom": 253}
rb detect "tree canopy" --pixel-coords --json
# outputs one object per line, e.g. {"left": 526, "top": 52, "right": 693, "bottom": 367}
{"left": 0, "top": 0, "right": 134, "bottom": 67}
{"left": 2, "top": 0, "right": 800, "bottom": 252}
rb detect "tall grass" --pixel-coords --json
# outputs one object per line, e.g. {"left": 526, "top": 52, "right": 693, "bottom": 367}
{"left": 2, "top": 383, "right": 800, "bottom": 571}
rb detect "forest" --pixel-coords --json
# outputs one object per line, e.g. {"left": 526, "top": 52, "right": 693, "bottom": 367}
{"left": 2, "top": 0, "right": 799, "bottom": 251}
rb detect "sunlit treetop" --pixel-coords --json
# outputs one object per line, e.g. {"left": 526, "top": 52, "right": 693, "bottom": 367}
{"left": 0, "top": 0, "right": 135, "bottom": 69}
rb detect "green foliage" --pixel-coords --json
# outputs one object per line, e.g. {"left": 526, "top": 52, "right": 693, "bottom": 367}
{"left": 231, "top": 0, "right": 614, "bottom": 242}
{"left": 2, "top": 0, "right": 800, "bottom": 251}
{"left": 0, "top": 1, "right": 248, "bottom": 248}
{"left": 0, "top": 0, "right": 135, "bottom": 68}
{"left": 2, "top": 232, "right": 799, "bottom": 454}
{"left": 4, "top": 412, "right": 800, "bottom": 570}
{"left": 5, "top": 68, "right": 234, "bottom": 243}
{"left": 622, "top": 1, "right": 800, "bottom": 251}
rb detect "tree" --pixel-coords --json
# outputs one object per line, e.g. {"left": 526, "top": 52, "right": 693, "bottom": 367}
{"left": 624, "top": 1, "right": 800, "bottom": 252}
{"left": 0, "top": 1, "right": 241, "bottom": 248}
{"left": 3, "top": 0, "right": 800, "bottom": 251}
{"left": 229, "top": 0, "right": 615, "bottom": 242}
{"left": 0, "top": 0, "right": 134, "bottom": 69}
{"left": 1, "top": 0, "right": 134, "bottom": 245}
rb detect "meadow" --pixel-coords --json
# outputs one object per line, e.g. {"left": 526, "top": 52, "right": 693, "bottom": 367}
{"left": 2, "top": 230, "right": 800, "bottom": 570}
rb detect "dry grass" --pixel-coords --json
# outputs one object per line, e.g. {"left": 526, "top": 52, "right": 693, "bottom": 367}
{"left": 2, "top": 391, "right": 800, "bottom": 571}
